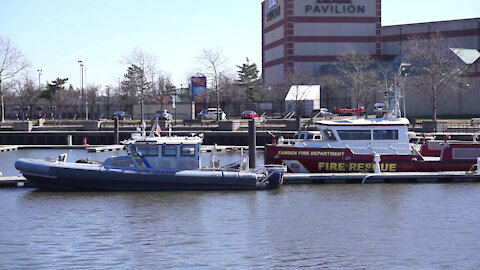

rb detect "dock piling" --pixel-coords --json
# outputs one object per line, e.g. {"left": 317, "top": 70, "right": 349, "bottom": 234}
{"left": 248, "top": 119, "right": 256, "bottom": 169}
{"left": 114, "top": 117, "right": 119, "bottom": 145}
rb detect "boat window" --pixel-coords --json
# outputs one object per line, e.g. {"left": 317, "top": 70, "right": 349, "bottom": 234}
{"left": 321, "top": 129, "right": 336, "bottom": 141}
{"left": 133, "top": 145, "right": 158, "bottom": 156}
{"left": 162, "top": 145, "right": 177, "bottom": 156}
{"left": 373, "top": 130, "right": 398, "bottom": 140}
{"left": 453, "top": 148, "right": 480, "bottom": 159}
{"left": 181, "top": 145, "right": 196, "bottom": 156}
{"left": 304, "top": 133, "right": 322, "bottom": 140}
{"left": 337, "top": 130, "right": 371, "bottom": 140}
{"left": 293, "top": 133, "right": 300, "bottom": 139}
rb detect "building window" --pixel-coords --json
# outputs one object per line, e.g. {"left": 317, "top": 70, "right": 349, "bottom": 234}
{"left": 268, "top": 0, "right": 277, "bottom": 9}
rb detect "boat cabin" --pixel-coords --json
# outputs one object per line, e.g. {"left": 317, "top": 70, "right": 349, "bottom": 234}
{"left": 103, "top": 134, "right": 203, "bottom": 170}
{"left": 290, "top": 118, "right": 414, "bottom": 155}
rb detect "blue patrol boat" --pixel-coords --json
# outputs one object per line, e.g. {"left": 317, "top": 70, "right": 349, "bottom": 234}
{"left": 15, "top": 122, "right": 285, "bottom": 191}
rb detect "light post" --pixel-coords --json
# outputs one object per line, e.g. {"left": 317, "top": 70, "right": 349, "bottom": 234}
{"left": 37, "top": 69, "right": 42, "bottom": 88}
{"left": 78, "top": 60, "right": 87, "bottom": 120}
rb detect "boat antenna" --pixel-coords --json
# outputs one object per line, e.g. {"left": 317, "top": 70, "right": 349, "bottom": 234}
{"left": 141, "top": 121, "right": 147, "bottom": 138}
{"left": 384, "top": 63, "right": 410, "bottom": 119}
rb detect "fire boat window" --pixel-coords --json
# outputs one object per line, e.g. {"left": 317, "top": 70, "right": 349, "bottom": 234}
{"left": 181, "top": 145, "right": 196, "bottom": 156}
{"left": 162, "top": 145, "right": 177, "bottom": 157}
{"left": 337, "top": 130, "right": 371, "bottom": 140}
{"left": 133, "top": 145, "right": 158, "bottom": 156}
{"left": 304, "top": 133, "right": 322, "bottom": 140}
{"left": 321, "top": 129, "right": 336, "bottom": 141}
{"left": 373, "top": 130, "right": 398, "bottom": 140}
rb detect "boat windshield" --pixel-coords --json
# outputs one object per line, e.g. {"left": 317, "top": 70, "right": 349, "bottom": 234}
{"left": 130, "top": 145, "right": 158, "bottom": 156}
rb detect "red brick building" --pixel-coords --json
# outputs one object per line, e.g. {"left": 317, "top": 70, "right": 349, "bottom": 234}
{"left": 261, "top": 0, "right": 480, "bottom": 116}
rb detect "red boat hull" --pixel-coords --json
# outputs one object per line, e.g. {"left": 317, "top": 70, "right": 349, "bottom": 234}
{"left": 265, "top": 144, "right": 479, "bottom": 173}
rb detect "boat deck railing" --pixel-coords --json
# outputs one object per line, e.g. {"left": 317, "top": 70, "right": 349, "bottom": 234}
{"left": 278, "top": 139, "right": 414, "bottom": 155}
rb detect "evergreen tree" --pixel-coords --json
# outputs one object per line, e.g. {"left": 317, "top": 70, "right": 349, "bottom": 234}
{"left": 121, "top": 64, "right": 150, "bottom": 120}
{"left": 236, "top": 58, "right": 261, "bottom": 102}
{"left": 40, "top": 78, "right": 68, "bottom": 118}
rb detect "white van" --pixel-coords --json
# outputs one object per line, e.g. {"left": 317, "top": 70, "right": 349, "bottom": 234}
{"left": 198, "top": 108, "right": 227, "bottom": 120}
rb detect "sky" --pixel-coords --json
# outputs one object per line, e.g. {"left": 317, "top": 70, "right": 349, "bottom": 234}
{"left": 1, "top": 0, "right": 479, "bottom": 91}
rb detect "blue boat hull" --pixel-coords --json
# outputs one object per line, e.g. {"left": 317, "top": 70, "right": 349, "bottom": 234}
{"left": 15, "top": 159, "right": 283, "bottom": 191}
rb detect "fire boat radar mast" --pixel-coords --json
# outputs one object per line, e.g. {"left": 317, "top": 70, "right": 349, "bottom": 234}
{"left": 384, "top": 63, "right": 410, "bottom": 119}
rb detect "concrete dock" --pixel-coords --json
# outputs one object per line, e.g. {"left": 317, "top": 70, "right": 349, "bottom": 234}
{"left": 86, "top": 145, "right": 124, "bottom": 152}
{"left": 0, "top": 176, "right": 28, "bottom": 188}
{"left": 284, "top": 171, "right": 480, "bottom": 184}
{"left": 0, "top": 146, "right": 18, "bottom": 152}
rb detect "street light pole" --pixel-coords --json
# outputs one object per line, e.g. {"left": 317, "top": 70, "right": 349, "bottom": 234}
{"left": 78, "top": 60, "right": 85, "bottom": 119}
{"left": 37, "top": 69, "right": 42, "bottom": 89}
{"left": 85, "top": 66, "right": 88, "bottom": 120}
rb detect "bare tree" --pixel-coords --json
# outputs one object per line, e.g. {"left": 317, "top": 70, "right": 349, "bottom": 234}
{"left": 403, "top": 32, "right": 468, "bottom": 121}
{"left": 103, "top": 85, "right": 115, "bottom": 119}
{"left": 217, "top": 72, "right": 240, "bottom": 115}
{"left": 334, "top": 50, "right": 379, "bottom": 117}
{"left": 86, "top": 84, "right": 100, "bottom": 120}
{"left": 152, "top": 73, "right": 173, "bottom": 111}
{"left": 52, "top": 83, "right": 79, "bottom": 118}
{"left": 198, "top": 49, "right": 226, "bottom": 121}
{"left": 0, "top": 37, "right": 30, "bottom": 121}
{"left": 122, "top": 47, "right": 158, "bottom": 81}
{"left": 122, "top": 48, "right": 158, "bottom": 117}
{"left": 318, "top": 73, "right": 340, "bottom": 109}
{"left": 12, "top": 75, "right": 38, "bottom": 120}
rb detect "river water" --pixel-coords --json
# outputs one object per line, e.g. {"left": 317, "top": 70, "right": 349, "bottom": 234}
{"left": 1, "top": 149, "right": 480, "bottom": 269}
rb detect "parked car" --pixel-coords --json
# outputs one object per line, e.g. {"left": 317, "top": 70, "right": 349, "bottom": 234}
{"left": 155, "top": 110, "right": 173, "bottom": 120}
{"left": 310, "top": 108, "right": 332, "bottom": 119}
{"left": 197, "top": 108, "right": 227, "bottom": 120}
{"left": 241, "top": 110, "right": 259, "bottom": 119}
{"left": 112, "top": 111, "right": 131, "bottom": 120}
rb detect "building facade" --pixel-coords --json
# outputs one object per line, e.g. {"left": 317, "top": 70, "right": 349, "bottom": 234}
{"left": 262, "top": 0, "right": 382, "bottom": 85}
{"left": 262, "top": 0, "right": 480, "bottom": 116}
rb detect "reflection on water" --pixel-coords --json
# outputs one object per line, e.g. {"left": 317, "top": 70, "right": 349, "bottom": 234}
{"left": 1, "top": 150, "right": 480, "bottom": 268}
{"left": 1, "top": 184, "right": 480, "bottom": 269}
